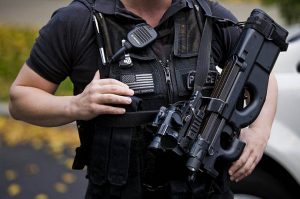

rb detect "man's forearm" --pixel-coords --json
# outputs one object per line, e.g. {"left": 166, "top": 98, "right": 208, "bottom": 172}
{"left": 249, "top": 72, "right": 278, "bottom": 138}
{"left": 228, "top": 72, "right": 278, "bottom": 182}
{"left": 9, "top": 86, "right": 76, "bottom": 127}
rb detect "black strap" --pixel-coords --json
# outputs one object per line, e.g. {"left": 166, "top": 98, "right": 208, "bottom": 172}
{"left": 75, "top": 0, "right": 111, "bottom": 77}
{"left": 246, "top": 16, "right": 288, "bottom": 51}
{"left": 108, "top": 128, "right": 133, "bottom": 186}
{"left": 193, "top": 0, "right": 213, "bottom": 92}
{"left": 94, "top": 12, "right": 113, "bottom": 61}
{"left": 91, "top": 1, "right": 213, "bottom": 127}
{"left": 75, "top": 0, "right": 94, "bottom": 11}
{"left": 95, "top": 111, "right": 158, "bottom": 127}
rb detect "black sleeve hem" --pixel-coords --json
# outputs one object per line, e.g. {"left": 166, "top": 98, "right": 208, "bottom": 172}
{"left": 26, "top": 59, "right": 63, "bottom": 85}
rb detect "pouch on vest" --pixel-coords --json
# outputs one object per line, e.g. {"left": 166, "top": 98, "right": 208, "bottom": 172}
{"left": 74, "top": 0, "right": 219, "bottom": 186}
{"left": 72, "top": 119, "right": 94, "bottom": 170}
{"left": 87, "top": 97, "right": 143, "bottom": 186}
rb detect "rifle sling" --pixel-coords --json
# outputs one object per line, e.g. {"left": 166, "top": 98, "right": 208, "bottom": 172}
{"left": 193, "top": 0, "right": 213, "bottom": 92}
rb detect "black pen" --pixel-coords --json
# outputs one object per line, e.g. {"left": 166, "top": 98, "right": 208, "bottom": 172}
{"left": 93, "top": 14, "right": 107, "bottom": 65}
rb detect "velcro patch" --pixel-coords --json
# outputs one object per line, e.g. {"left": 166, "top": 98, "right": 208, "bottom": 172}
{"left": 121, "top": 73, "right": 155, "bottom": 94}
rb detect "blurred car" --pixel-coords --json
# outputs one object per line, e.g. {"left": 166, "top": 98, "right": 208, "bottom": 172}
{"left": 232, "top": 26, "right": 300, "bottom": 198}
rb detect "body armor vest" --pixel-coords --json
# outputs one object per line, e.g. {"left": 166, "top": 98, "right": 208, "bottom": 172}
{"left": 73, "top": 0, "right": 219, "bottom": 190}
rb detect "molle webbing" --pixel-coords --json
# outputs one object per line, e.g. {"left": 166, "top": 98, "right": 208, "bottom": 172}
{"left": 73, "top": 0, "right": 216, "bottom": 189}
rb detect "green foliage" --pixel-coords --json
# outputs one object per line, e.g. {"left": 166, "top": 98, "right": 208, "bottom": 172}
{"left": 56, "top": 77, "right": 73, "bottom": 96}
{"left": 260, "top": 0, "right": 300, "bottom": 24}
{"left": 0, "top": 26, "right": 37, "bottom": 101}
{"left": 0, "top": 25, "right": 73, "bottom": 101}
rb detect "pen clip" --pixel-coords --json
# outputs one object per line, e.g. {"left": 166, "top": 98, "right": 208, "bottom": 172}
{"left": 93, "top": 14, "right": 107, "bottom": 65}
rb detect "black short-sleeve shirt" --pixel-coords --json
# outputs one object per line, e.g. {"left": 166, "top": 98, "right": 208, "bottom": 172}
{"left": 26, "top": 0, "right": 241, "bottom": 94}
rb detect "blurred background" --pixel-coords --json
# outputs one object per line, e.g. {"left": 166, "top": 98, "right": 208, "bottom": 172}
{"left": 0, "top": 0, "right": 299, "bottom": 199}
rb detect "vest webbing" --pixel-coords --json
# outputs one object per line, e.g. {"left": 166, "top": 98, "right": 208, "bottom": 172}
{"left": 72, "top": 0, "right": 213, "bottom": 189}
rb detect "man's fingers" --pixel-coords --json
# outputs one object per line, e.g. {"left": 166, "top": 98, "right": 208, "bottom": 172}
{"left": 230, "top": 152, "right": 256, "bottom": 182}
{"left": 92, "top": 104, "right": 126, "bottom": 115}
{"left": 95, "top": 78, "right": 130, "bottom": 88}
{"left": 93, "top": 70, "right": 101, "bottom": 80}
{"left": 248, "top": 159, "right": 259, "bottom": 176}
{"left": 229, "top": 147, "right": 250, "bottom": 176}
{"left": 91, "top": 71, "right": 130, "bottom": 89}
{"left": 95, "top": 94, "right": 132, "bottom": 105}
{"left": 94, "top": 85, "right": 134, "bottom": 96}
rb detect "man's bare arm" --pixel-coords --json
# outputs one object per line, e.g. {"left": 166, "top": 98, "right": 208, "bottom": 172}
{"left": 229, "top": 72, "right": 278, "bottom": 182}
{"left": 9, "top": 63, "right": 134, "bottom": 127}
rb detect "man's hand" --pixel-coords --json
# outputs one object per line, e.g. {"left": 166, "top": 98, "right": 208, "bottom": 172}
{"left": 228, "top": 73, "right": 277, "bottom": 182}
{"left": 228, "top": 126, "right": 269, "bottom": 182}
{"left": 70, "top": 71, "right": 134, "bottom": 120}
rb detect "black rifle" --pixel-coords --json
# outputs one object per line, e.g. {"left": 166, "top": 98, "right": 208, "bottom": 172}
{"left": 149, "top": 9, "right": 288, "bottom": 179}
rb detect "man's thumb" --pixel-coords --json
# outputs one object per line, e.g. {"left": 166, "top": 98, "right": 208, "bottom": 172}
{"left": 93, "top": 70, "right": 101, "bottom": 80}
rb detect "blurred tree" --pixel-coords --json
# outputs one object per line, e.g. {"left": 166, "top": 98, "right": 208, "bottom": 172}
{"left": 260, "top": 0, "right": 300, "bottom": 24}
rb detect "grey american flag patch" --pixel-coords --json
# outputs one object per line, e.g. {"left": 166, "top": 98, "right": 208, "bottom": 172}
{"left": 121, "top": 73, "right": 155, "bottom": 94}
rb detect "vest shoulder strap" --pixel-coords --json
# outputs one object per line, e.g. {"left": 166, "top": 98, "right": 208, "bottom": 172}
{"left": 195, "top": 0, "right": 212, "bottom": 16}
{"left": 74, "top": 0, "right": 95, "bottom": 11}
{"left": 74, "top": 0, "right": 111, "bottom": 78}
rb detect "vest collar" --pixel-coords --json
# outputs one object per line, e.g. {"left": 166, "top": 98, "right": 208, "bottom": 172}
{"left": 94, "top": 0, "right": 193, "bottom": 15}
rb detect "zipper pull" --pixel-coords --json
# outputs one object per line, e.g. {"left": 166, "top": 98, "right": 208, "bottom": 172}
{"left": 160, "top": 60, "right": 171, "bottom": 83}
{"left": 165, "top": 67, "right": 171, "bottom": 83}
{"left": 159, "top": 59, "right": 173, "bottom": 103}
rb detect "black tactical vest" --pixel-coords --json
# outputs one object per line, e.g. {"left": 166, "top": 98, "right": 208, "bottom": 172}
{"left": 73, "top": 0, "right": 219, "bottom": 191}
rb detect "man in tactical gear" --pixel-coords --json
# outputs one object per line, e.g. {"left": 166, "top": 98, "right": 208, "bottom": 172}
{"left": 9, "top": 0, "right": 278, "bottom": 198}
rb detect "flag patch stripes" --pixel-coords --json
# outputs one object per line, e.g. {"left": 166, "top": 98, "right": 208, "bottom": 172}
{"left": 121, "top": 74, "right": 155, "bottom": 94}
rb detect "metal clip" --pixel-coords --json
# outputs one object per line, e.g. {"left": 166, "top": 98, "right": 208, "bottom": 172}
{"left": 119, "top": 39, "right": 133, "bottom": 68}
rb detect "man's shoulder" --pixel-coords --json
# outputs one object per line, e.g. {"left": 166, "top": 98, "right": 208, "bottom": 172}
{"left": 209, "top": 1, "right": 238, "bottom": 22}
{"left": 50, "top": 0, "right": 92, "bottom": 25}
